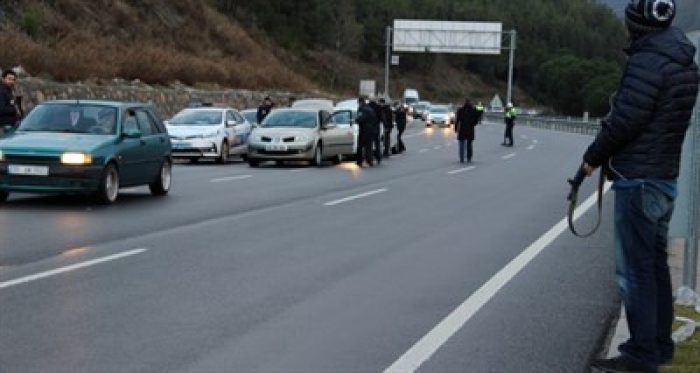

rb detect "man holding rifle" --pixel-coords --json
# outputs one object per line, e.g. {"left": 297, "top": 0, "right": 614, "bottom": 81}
{"left": 581, "top": 1, "right": 698, "bottom": 371}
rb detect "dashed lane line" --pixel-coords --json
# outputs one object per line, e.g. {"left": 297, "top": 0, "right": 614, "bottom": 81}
{"left": 324, "top": 188, "right": 388, "bottom": 206}
{"left": 447, "top": 166, "right": 476, "bottom": 175}
{"left": 502, "top": 153, "right": 516, "bottom": 160}
{"left": 0, "top": 249, "right": 148, "bottom": 290}
{"left": 210, "top": 175, "right": 253, "bottom": 183}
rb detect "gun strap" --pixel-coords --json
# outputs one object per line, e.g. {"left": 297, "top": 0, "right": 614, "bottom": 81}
{"left": 567, "top": 169, "right": 605, "bottom": 238}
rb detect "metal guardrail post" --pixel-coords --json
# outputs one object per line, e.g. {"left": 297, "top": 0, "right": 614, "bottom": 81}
{"left": 682, "top": 35, "right": 700, "bottom": 290}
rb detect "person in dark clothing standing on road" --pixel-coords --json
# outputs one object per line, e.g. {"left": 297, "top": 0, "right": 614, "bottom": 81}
{"left": 0, "top": 70, "right": 21, "bottom": 131}
{"left": 454, "top": 98, "right": 480, "bottom": 163}
{"left": 368, "top": 99, "right": 383, "bottom": 165}
{"left": 256, "top": 96, "right": 274, "bottom": 124}
{"left": 355, "top": 97, "right": 379, "bottom": 167}
{"left": 379, "top": 98, "right": 394, "bottom": 157}
{"left": 502, "top": 102, "right": 516, "bottom": 147}
{"left": 584, "top": 1, "right": 699, "bottom": 372}
{"left": 393, "top": 102, "right": 408, "bottom": 153}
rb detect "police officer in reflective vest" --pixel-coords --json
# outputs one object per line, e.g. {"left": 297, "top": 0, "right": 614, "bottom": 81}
{"left": 475, "top": 101, "right": 485, "bottom": 124}
{"left": 502, "top": 103, "right": 516, "bottom": 147}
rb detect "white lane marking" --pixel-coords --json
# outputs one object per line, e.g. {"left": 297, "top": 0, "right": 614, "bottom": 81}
{"left": 533, "top": 140, "right": 539, "bottom": 144}
{"left": 447, "top": 166, "right": 476, "bottom": 175}
{"left": 385, "top": 184, "right": 612, "bottom": 372}
{"left": 527, "top": 145, "right": 536, "bottom": 150}
{"left": 0, "top": 249, "right": 147, "bottom": 290}
{"left": 502, "top": 153, "right": 516, "bottom": 160}
{"left": 289, "top": 168, "right": 309, "bottom": 173}
{"left": 404, "top": 132, "right": 425, "bottom": 139}
{"left": 324, "top": 188, "right": 388, "bottom": 206}
{"left": 434, "top": 146, "right": 442, "bottom": 150}
{"left": 419, "top": 149, "right": 430, "bottom": 153}
{"left": 210, "top": 175, "right": 253, "bottom": 183}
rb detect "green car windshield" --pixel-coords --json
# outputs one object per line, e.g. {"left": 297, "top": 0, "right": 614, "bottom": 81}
{"left": 261, "top": 111, "right": 317, "bottom": 128}
{"left": 18, "top": 104, "right": 118, "bottom": 135}
{"left": 169, "top": 110, "right": 223, "bottom": 126}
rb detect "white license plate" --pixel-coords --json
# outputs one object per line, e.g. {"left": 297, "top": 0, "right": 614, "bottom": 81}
{"left": 174, "top": 142, "right": 192, "bottom": 148}
{"left": 265, "top": 144, "right": 288, "bottom": 151}
{"left": 8, "top": 164, "right": 49, "bottom": 176}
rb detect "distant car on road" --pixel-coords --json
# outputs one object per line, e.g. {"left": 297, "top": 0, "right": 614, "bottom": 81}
{"left": 0, "top": 100, "right": 172, "bottom": 204}
{"left": 166, "top": 107, "right": 252, "bottom": 163}
{"left": 246, "top": 107, "right": 353, "bottom": 167}
{"left": 425, "top": 104, "right": 452, "bottom": 127}
{"left": 412, "top": 101, "right": 431, "bottom": 120}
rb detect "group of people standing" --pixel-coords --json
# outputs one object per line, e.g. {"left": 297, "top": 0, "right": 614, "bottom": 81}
{"left": 354, "top": 97, "right": 407, "bottom": 167}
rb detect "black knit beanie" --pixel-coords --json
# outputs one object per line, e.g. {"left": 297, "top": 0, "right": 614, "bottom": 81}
{"left": 625, "top": 0, "right": 675, "bottom": 36}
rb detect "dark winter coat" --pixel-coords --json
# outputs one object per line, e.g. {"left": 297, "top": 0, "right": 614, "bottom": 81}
{"left": 584, "top": 27, "right": 699, "bottom": 180}
{"left": 381, "top": 105, "right": 394, "bottom": 130}
{"left": 0, "top": 83, "right": 18, "bottom": 126}
{"left": 394, "top": 106, "right": 408, "bottom": 130}
{"left": 454, "top": 103, "right": 480, "bottom": 141}
{"left": 256, "top": 103, "right": 274, "bottom": 124}
{"left": 356, "top": 103, "right": 379, "bottom": 135}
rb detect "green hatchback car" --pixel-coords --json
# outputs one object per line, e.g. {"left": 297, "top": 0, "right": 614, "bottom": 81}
{"left": 0, "top": 100, "right": 173, "bottom": 204}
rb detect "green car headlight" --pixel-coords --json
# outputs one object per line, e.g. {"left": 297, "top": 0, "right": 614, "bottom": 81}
{"left": 61, "top": 152, "right": 92, "bottom": 165}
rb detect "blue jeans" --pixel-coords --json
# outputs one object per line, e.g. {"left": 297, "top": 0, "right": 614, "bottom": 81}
{"left": 614, "top": 183, "right": 675, "bottom": 369}
{"left": 457, "top": 139, "right": 473, "bottom": 162}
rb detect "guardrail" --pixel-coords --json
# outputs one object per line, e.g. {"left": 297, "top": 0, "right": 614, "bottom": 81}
{"left": 483, "top": 113, "right": 602, "bottom": 136}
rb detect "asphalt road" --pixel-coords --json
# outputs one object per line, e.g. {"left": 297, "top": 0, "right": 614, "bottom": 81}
{"left": 0, "top": 120, "right": 619, "bottom": 372}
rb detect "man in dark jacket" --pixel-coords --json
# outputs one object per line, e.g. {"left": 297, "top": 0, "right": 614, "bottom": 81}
{"left": 355, "top": 97, "right": 379, "bottom": 167}
{"left": 379, "top": 98, "right": 394, "bottom": 157}
{"left": 256, "top": 96, "right": 274, "bottom": 124}
{"left": 393, "top": 102, "right": 408, "bottom": 153}
{"left": 585, "top": 1, "right": 699, "bottom": 372}
{"left": 368, "top": 99, "right": 383, "bottom": 165}
{"left": 0, "top": 70, "right": 20, "bottom": 129}
{"left": 454, "top": 98, "right": 480, "bottom": 163}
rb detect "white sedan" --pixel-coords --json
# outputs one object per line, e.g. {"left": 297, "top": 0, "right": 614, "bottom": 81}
{"left": 166, "top": 107, "right": 252, "bottom": 163}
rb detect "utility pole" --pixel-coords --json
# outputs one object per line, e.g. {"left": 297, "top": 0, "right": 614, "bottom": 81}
{"left": 384, "top": 26, "right": 392, "bottom": 99}
{"left": 506, "top": 30, "right": 517, "bottom": 105}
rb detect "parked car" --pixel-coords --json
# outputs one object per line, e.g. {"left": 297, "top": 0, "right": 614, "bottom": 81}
{"left": 425, "top": 104, "right": 452, "bottom": 127}
{"left": 0, "top": 100, "right": 172, "bottom": 205}
{"left": 166, "top": 107, "right": 252, "bottom": 163}
{"left": 246, "top": 107, "right": 353, "bottom": 167}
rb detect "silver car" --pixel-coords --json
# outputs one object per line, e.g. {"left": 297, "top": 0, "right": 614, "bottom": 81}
{"left": 247, "top": 108, "right": 354, "bottom": 167}
{"left": 166, "top": 107, "right": 252, "bottom": 163}
{"left": 425, "top": 105, "right": 452, "bottom": 127}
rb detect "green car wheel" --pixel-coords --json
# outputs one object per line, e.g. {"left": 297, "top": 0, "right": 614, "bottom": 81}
{"left": 149, "top": 159, "right": 172, "bottom": 196}
{"left": 94, "top": 163, "right": 120, "bottom": 205}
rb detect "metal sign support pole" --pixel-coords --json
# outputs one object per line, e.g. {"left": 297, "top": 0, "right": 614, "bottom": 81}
{"left": 384, "top": 26, "right": 392, "bottom": 98}
{"left": 506, "top": 30, "right": 517, "bottom": 105}
{"left": 682, "top": 35, "right": 700, "bottom": 290}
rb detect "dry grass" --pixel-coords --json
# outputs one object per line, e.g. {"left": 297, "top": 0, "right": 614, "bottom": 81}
{"left": 0, "top": 0, "right": 317, "bottom": 91}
